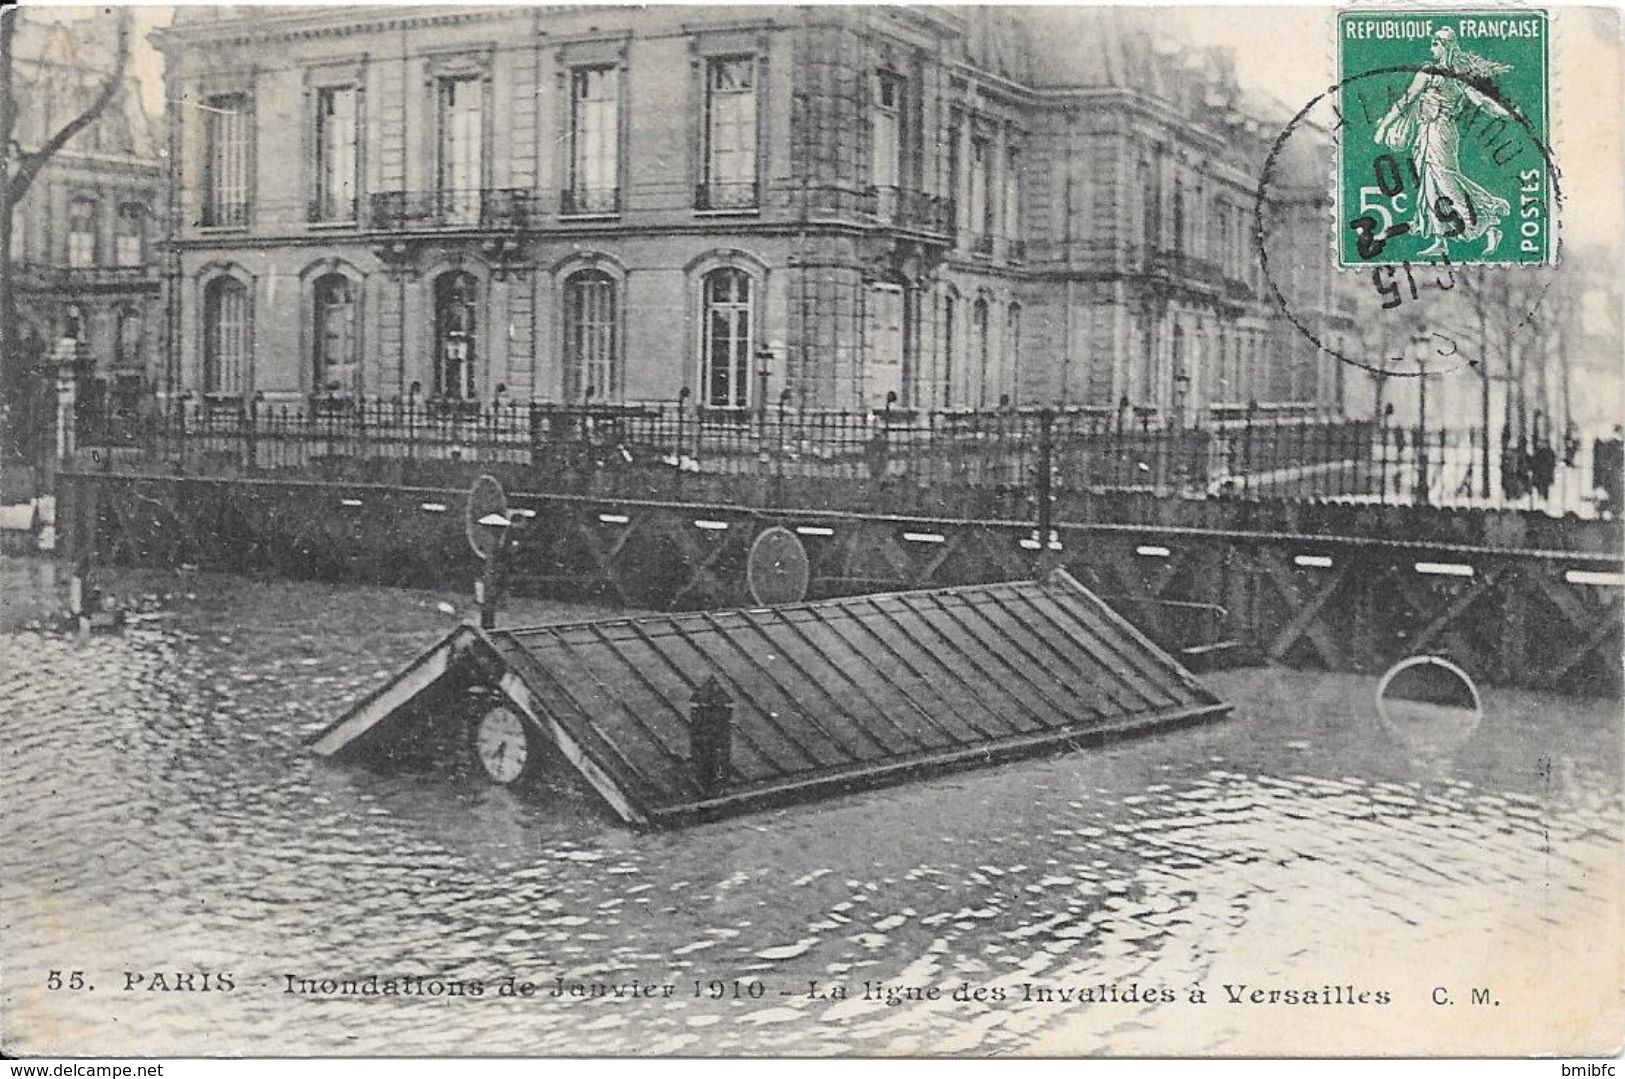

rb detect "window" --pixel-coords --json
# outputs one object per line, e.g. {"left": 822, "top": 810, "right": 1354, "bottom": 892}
{"left": 700, "top": 267, "right": 752, "bottom": 407}
{"left": 942, "top": 294, "right": 956, "bottom": 408}
{"left": 567, "top": 68, "right": 619, "bottom": 215}
{"left": 1139, "top": 158, "right": 1156, "bottom": 262}
{"left": 312, "top": 274, "right": 357, "bottom": 395}
{"left": 564, "top": 271, "right": 619, "bottom": 401}
{"left": 67, "top": 196, "right": 97, "bottom": 267}
{"left": 313, "top": 86, "right": 358, "bottom": 222}
{"left": 115, "top": 306, "right": 143, "bottom": 367}
{"left": 1235, "top": 205, "right": 1250, "bottom": 281}
{"left": 1172, "top": 178, "right": 1185, "bottom": 256}
{"left": 872, "top": 71, "right": 904, "bottom": 219}
{"left": 1139, "top": 313, "right": 1155, "bottom": 404}
{"left": 203, "top": 277, "right": 249, "bottom": 396}
{"left": 699, "top": 57, "right": 757, "bottom": 210}
{"left": 437, "top": 77, "right": 483, "bottom": 225}
{"left": 1192, "top": 179, "right": 1204, "bottom": 256}
{"left": 866, "top": 282, "right": 905, "bottom": 406}
{"left": 112, "top": 374, "right": 143, "bottom": 417}
{"left": 115, "top": 202, "right": 144, "bottom": 266}
{"left": 434, "top": 271, "right": 478, "bottom": 399}
{"left": 947, "top": 111, "right": 962, "bottom": 235}
{"left": 1004, "top": 147, "right": 1021, "bottom": 242}
{"left": 204, "top": 93, "right": 250, "bottom": 227}
{"left": 1006, "top": 302, "right": 1022, "bottom": 402}
{"left": 972, "top": 298, "right": 990, "bottom": 408}
{"left": 1233, "top": 329, "right": 1246, "bottom": 400}
{"left": 970, "top": 138, "right": 991, "bottom": 253}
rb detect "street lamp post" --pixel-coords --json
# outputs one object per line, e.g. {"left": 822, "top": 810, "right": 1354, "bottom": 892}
{"left": 1413, "top": 332, "right": 1430, "bottom": 506}
{"left": 755, "top": 347, "right": 773, "bottom": 469}
{"left": 1478, "top": 303, "right": 1491, "bottom": 498}
{"left": 755, "top": 346, "right": 773, "bottom": 428}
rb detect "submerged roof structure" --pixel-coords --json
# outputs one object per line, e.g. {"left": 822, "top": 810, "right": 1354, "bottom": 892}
{"left": 311, "top": 571, "right": 1230, "bottom": 827}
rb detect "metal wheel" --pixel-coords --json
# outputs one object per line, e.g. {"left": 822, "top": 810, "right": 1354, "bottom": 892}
{"left": 745, "top": 525, "right": 811, "bottom": 605}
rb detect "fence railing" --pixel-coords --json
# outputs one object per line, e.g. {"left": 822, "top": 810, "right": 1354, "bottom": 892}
{"left": 368, "top": 188, "right": 537, "bottom": 231}
{"left": 71, "top": 397, "right": 1622, "bottom": 519}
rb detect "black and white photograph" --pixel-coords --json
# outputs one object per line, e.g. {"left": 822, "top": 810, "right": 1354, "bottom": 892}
{"left": 1, "top": 1, "right": 1621, "bottom": 1062}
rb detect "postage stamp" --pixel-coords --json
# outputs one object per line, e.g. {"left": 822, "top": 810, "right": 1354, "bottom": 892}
{"left": 1337, "top": 9, "right": 1552, "bottom": 267}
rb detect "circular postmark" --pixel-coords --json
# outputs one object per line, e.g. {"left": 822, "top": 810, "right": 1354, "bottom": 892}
{"left": 1254, "top": 60, "right": 1564, "bottom": 384}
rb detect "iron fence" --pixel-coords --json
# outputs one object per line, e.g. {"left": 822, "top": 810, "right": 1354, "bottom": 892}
{"left": 72, "top": 396, "right": 1621, "bottom": 518}
{"left": 368, "top": 188, "right": 537, "bottom": 231}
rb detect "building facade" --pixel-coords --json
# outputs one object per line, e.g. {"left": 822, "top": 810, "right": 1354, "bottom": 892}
{"left": 152, "top": 5, "right": 1348, "bottom": 419}
{"left": 9, "top": 19, "right": 164, "bottom": 418}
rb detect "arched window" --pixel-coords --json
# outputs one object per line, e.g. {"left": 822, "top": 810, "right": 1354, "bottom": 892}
{"left": 1139, "top": 312, "right": 1156, "bottom": 405}
{"left": 564, "top": 270, "right": 618, "bottom": 402}
{"left": 941, "top": 293, "right": 956, "bottom": 408}
{"left": 1192, "top": 178, "right": 1204, "bottom": 256}
{"left": 972, "top": 297, "right": 990, "bottom": 409}
{"left": 115, "top": 305, "right": 144, "bottom": 367}
{"left": 1172, "top": 322, "right": 1188, "bottom": 421}
{"left": 116, "top": 203, "right": 145, "bottom": 267}
{"left": 312, "top": 273, "right": 357, "bottom": 395}
{"left": 67, "top": 195, "right": 97, "bottom": 267}
{"left": 866, "top": 281, "right": 905, "bottom": 407}
{"left": 1005, "top": 302, "right": 1022, "bottom": 403}
{"left": 203, "top": 277, "right": 249, "bottom": 396}
{"left": 700, "top": 268, "right": 752, "bottom": 408}
{"left": 434, "top": 271, "right": 478, "bottom": 400}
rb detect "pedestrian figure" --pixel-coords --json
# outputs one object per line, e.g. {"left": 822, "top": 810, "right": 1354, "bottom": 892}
{"left": 1500, "top": 427, "right": 1523, "bottom": 501}
{"left": 1594, "top": 428, "right": 1624, "bottom": 519}
{"left": 1531, "top": 438, "right": 1556, "bottom": 500}
{"left": 864, "top": 418, "right": 889, "bottom": 482}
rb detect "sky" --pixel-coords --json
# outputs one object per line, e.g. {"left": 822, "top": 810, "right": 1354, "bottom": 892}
{"left": 1178, "top": 5, "right": 1623, "bottom": 251}
{"left": 15, "top": 1, "right": 1624, "bottom": 251}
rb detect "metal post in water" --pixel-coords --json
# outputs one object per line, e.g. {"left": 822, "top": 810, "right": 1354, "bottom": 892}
{"left": 475, "top": 511, "right": 513, "bottom": 630}
{"left": 690, "top": 675, "right": 734, "bottom": 797}
{"left": 1037, "top": 407, "right": 1054, "bottom": 554}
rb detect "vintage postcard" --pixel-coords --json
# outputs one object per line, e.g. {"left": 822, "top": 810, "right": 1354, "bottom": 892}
{"left": 1, "top": 1, "right": 1621, "bottom": 1062}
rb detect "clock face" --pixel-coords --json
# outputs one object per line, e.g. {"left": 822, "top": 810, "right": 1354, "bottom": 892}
{"left": 473, "top": 706, "right": 530, "bottom": 785}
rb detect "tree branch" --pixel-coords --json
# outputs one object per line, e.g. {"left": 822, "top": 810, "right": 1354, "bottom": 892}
{"left": 5, "top": 8, "right": 130, "bottom": 210}
{"left": 0, "top": 9, "right": 18, "bottom": 169}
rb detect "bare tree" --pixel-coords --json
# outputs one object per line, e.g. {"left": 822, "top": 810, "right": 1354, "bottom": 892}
{"left": 1453, "top": 265, "right": 1570, "bottom": 497}
{"left": 0, "top": 7, "right": 132, "bottom": 468}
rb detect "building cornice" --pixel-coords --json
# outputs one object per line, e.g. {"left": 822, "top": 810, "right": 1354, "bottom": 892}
{"left": 167, "top": 217, "right": 951, "bottom": 254}
{"left": 152, "top": 6, "right": 553, "bottom": 52}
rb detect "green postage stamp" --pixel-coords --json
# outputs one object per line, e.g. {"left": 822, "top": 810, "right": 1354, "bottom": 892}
{"left": 1337, "top": 9, "right": 1552, "bottom": 267}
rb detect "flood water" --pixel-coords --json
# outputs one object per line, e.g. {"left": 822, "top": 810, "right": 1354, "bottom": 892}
{"left": 2, "top": 555, "right": 1620, "bottom": 1057}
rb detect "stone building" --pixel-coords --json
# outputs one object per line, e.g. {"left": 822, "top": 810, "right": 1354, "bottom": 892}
{"left": 151, "top": 5, "right": 1347, "bottom": 419}
{"left": 9, "top": 18, "right": 164, "bottom": 418}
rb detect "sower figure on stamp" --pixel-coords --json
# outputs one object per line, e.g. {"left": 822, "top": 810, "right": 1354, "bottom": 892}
{"left": 1374, "top": 27, "right": 1513, "bottom": 258}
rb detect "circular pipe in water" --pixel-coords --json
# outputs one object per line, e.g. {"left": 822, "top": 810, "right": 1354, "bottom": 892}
{"left": 1375, "top": 656, "right": 1484, "bottom": 754}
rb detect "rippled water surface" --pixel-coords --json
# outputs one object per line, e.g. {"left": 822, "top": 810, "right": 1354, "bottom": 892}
{"left": 3, "top": 556, "right": 1620, "bottom": 1056}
